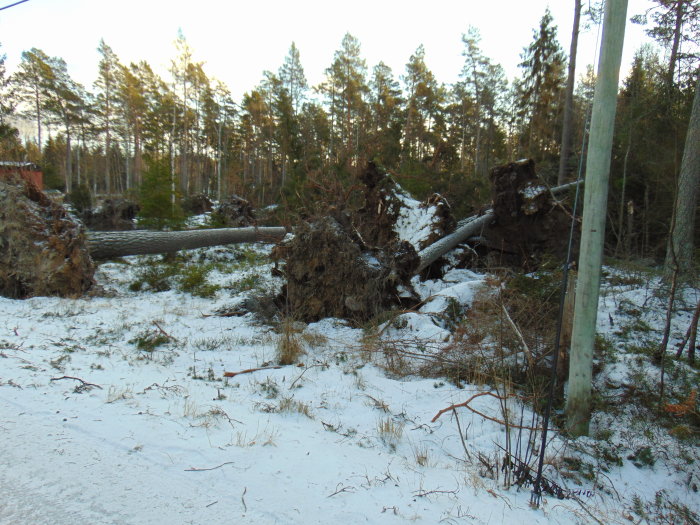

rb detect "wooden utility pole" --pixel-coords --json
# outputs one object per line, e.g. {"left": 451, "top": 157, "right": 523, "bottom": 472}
{"left": 566, "top": 0, "right": 628, "bottom": 437}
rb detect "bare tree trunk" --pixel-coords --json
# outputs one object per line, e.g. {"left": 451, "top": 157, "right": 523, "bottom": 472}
{"left": 87, "top": 227, "right": 287, "bottom": 259}
{"left": 668, "top": 0, "right": 684, "bottom": 88}
{"left": 566, "top": 0, "right": 628, "bottom": 437}
{"left": 65, "top": 129, "right": 72, "bottom": 194}
{"left": 558, "top": 0, "right": 583, "bottom": 185}
{"left": 615, "top": 134, "right": 632, "bottom": 257}
{"left": 105, "top": 127, "right": 111, "bottom": 195}
{"left": 665, "top": 73, "right": 700, "bottom": 277}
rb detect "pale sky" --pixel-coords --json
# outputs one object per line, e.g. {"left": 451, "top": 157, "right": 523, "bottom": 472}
{"left": 1, "top": 0, "right": 658, "bottom": 101}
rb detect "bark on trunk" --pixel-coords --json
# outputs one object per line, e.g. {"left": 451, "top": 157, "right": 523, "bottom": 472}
{"left": 87, "top": 227, "right": 287, "bottom": 259}
{"left": 557, "top": 0, "right": 582, "bottom": 185}
{"left": 665, "top": 74, "right": 700, "bottom": 277}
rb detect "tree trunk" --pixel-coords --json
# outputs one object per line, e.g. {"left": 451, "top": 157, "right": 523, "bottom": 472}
{"left": 668, "top": 0, "right": 684, "bottom": 88}
{"left": 558, "top": 0, "right": 582, "bottom": 185}
{"left": 105, "top": 127, "right": 111, "bottom": 195}
{"left": 65, "top": 129, "right": 72, "bottom": 194}
{"left": 665, "top": 73, "right": 700, "bottom": 278}
{"left": 86, "top": 227, "right": 287, "bottom": 260}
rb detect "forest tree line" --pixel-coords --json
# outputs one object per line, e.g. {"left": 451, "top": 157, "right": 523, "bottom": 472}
{"left": 0, "top": 1, "right": 698, "bottom": 261}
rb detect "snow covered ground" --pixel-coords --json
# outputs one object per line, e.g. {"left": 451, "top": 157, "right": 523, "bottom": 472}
{"left": 0, "top": 243, "right": 698, "bottom": 524}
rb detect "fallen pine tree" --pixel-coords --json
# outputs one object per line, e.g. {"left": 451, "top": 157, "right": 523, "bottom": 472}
{"left": 87, "top": 226, "right": 287, "bottom": 259}
{"left": 418, "top": 159, "right": 581, "bottom": 273}
{"left": 0, "top": 174, "right": 286, "bottom": 298}
{"left": 273, "top": 159, "right": 582, "bottom": 322}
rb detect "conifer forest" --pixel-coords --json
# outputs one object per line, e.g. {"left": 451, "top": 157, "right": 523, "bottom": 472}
{"left": 1, "top": 1, "right": 700, "bottom": 522}
{"left": 0, "top": 2, "right": 697, "bottom": 262}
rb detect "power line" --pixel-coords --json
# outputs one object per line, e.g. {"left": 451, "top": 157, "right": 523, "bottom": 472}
{"left": 0, "top": 0, "right": 30, "bottom": 11}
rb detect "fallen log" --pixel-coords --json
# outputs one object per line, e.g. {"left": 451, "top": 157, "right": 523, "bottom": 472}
{"left": 87, "top": 226, "right": 287, "bottom": 259}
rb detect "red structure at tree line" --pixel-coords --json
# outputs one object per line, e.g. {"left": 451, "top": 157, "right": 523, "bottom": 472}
{"left": 0, "top": 161, "right": 43, "bottom": 190}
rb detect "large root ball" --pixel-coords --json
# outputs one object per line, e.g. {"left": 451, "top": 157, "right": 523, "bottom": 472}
{"left": 271, "top": 216, "right": 419, "bottom": 323}
{"left": 0, "top": 175, "right": 95, "bottom": 299}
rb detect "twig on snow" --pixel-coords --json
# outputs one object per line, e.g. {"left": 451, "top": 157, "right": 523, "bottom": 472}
{"left": 184, "top": 461, "right": 238, "bottom": 472}
{"left": 224, "top": 365, "right": 283, "bottom": 378}
{"left": 50, "top": 375, "right": 102, "bottom": 390}
{"left": 289, "top": 363, "right": 325, "bottom": 389}
{"left": 153, "top": 321, "right": 174, "bottom": 340}
{"left": 327, "top": 483, "right": 355, "bottom": 497}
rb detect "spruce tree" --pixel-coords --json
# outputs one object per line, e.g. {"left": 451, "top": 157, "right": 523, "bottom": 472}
{"left": 516, "top": 8, "right": 567, "bottom": 169}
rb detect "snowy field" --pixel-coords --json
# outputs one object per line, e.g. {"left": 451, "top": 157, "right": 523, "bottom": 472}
{"left": 0, "top": 235, "right": 698, "bottom": 524}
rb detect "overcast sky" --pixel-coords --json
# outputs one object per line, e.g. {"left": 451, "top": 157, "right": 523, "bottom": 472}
{"left": 1, "top": 0, "right": 658, "bottom": 100}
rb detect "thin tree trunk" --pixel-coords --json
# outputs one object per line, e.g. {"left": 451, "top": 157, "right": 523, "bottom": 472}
{"left": 34, "top": 87, "right": 42, "bottom": 152}
{"left": 65, "top": 128, "right": 72, "bottom": 194}
{"left": 105, "top": 126, "right": 111, "bottom": 195}
{"left": 668, "top": 0, "right": 684, "bottom": 88}
{"left": 615, "top": 134, "right": 632, "bottom": 257}
{"left": 558, "top": 0, "right": 583, "bottom": 185}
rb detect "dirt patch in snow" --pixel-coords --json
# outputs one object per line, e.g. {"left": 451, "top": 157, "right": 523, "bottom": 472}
{"left": 0, "top": 174, "right": 95, "bottom": 299}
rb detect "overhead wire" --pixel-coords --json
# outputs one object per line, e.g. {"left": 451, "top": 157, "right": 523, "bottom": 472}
{"left": 0, "top": 0, "right": 30, "bottom": 11}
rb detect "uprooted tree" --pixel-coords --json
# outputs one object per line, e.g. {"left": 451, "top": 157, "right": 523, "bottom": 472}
{"left": 1, "top": 159, "right": 577, "bottom": 306}
{"left": 272, "top": 159, "right": 581, "bottom": 322}
{"left": 0, "top": 174, "right": 286, "bottom": 299}
{"left": 0, "top": 174, "right": 95, "bottom": 299}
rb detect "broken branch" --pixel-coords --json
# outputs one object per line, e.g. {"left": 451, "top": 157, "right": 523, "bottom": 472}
{"left": 49, "top": 375, "right": 103, "bottom": 390}
{"left": 223, "top": 365, "right": 283, "bottom": 378}
{"left": 431, "top": 391, "right": 544, "bottom": 431}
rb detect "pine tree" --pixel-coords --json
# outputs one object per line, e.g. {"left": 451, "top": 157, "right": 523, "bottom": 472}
{"left": 0, "top": 42, "right": 16, "bottom": 126}
{"left": 401, "top": 45, "right": 444, "bottom": 166}
{"left": 279, "top": 42, "right": 308, "bottom": 116}
{"left": 321, "top": 33, "right": 369, "bottom": 166}
{"left": 368, "top": 61, "right": 403, "bottom": 166}
{"left": 94, "top": 40, "right": 122, "bottom": 194}
{"left": 459, "top": 27, "right": 507, "bottom": 178}
{"left": 14, "top": 48, "right": 54, "bottom": 152}
{"left": 43, "top": 56, "right": 87, "bottom": 193}
{"left": 632, "top": 0, "right": 700, "bottom": 87}
{"left": 171, "top": 30, "right": 194, "bottom": 194}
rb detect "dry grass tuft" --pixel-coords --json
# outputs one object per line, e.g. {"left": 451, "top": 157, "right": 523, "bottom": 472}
{"left": 276, "top": 320, "right": 305, "bottom": 365}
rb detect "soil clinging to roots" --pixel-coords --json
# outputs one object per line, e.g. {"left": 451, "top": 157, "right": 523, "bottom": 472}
{"left": 271, "top": 215, "right": 419, "bottom": 323}
{"left": 0, "top": 174, "right": 95, "bottom": 299}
